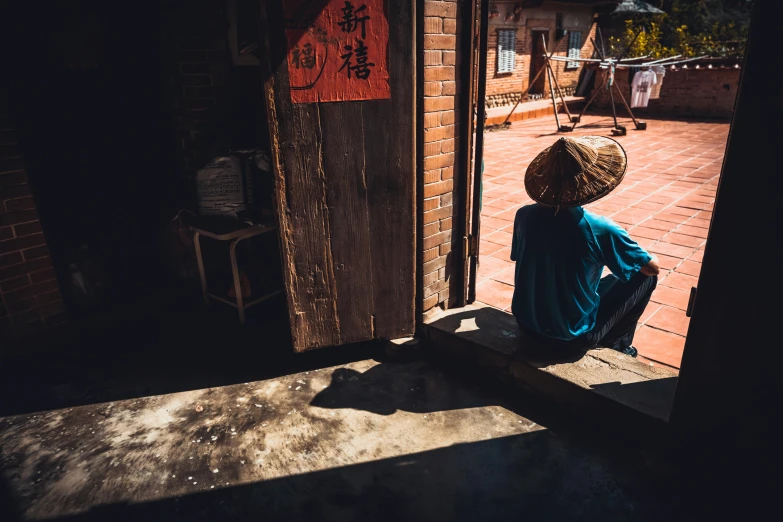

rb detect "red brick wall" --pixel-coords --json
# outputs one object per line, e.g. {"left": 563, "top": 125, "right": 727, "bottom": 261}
{"left": 485, "top": 5, "right": 597, "bottom": 107}
{"left": 165, "top": 0, "right": 233, "bottom": 185}
{"left": 420, "top": 2, "right": 601, "bottom": 315}
{"left": 0, "top": 91, "right": 66, "bottom": 339}
{"left": 592, "top": 66, "right": 741, "bottom": 119}
{"left": 422, "top": 0, "right": 462, "bottom": 313}
{"left": 486, "top": 23, "right": 528, "bottom": 99}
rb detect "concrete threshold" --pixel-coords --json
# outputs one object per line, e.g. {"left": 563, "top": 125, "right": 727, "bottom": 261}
{"left": 0, "top": 358, "right": 677, "bottom": 520}
{"left": 422, "top": 303, "right": 678, "bottom": 428}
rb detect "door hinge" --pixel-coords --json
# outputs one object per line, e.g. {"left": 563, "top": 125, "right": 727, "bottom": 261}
{"left": 467, "top": 235, "right": 479, "bottom": 257}
{"left": 686, "top": 286, "right": 698, "bottom": 317}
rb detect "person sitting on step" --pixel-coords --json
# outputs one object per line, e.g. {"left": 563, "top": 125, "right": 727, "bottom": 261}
{"left": 510, "top": 136, "right": 659, "bottom": 357}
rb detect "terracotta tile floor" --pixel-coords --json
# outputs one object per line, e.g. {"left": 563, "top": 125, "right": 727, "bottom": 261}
{"left": 477, "top": 114, "right": 730, "bottom": 371}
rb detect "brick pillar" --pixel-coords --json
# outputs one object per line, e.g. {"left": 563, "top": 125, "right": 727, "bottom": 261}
{"left": 421, "top": 0, "right": 461, "bottom": 314}
{"left": 0, "top": 90, "right": 65, "bottom": 338}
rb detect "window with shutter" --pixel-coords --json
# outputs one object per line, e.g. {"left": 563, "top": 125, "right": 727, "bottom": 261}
{"left": 496, "top": 29, "right": 516, "bottom": 74}
{"left": 567, "top": 31, "right": 582, "bottom": 69}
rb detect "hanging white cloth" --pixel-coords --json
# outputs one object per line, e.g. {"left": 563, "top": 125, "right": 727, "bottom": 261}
{"left": 631, "top": 70, "right": 657, "bottom": 108}
{"left": 649, "top": 65, "right": 666, "bottom": 99}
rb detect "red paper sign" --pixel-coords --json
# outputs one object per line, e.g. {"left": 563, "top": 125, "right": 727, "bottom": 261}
{"left": 284, "top": 0, "right": 390, "bottom": 103}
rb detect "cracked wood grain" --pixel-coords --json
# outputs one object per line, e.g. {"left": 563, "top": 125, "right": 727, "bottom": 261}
{"left": 261, "top": 0, "right": 415, "bottom": 351}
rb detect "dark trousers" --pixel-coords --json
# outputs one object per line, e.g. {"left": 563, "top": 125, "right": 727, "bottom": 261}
{"left": 518, "top": 273, "right": 657, "bottom": 353}
{"left": 582, "top": 272, "right": 658, "bottom": 350}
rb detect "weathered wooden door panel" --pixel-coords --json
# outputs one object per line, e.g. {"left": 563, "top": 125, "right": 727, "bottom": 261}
{"left": 262, "top": 0, "right": 415, "bottom": 351}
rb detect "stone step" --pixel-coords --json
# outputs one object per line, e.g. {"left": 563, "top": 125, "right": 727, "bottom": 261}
{"left": 421, "top": 303, "right": 679, "bottom": 440}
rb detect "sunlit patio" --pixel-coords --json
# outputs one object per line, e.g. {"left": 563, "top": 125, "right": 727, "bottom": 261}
{"left": 477, "top": 114, "right": 729, "bottom": 370}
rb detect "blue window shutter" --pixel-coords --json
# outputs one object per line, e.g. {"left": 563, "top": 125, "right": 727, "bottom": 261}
{"left": 497, "top": 29, "right": 516, "bottom": 74}
{"left": 567, "top": 31, "right": 582, "bottom": 68}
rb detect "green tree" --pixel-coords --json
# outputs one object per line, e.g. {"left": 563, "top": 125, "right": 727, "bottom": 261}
{"left": 609, "top": 0, "right": 753, "bottom": 58}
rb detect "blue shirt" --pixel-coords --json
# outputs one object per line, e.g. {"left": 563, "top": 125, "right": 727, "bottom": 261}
{"left": 510, "top": 204, "right": 652, "bottom": 340}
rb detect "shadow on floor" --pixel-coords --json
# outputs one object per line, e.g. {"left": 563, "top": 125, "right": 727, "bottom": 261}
{"left": 0, "top": 426, "right": 678, "bottom": 522}
{"left": 534, "top": 121, "right": 633, "bottom": 138}
{"left": 0, "top": 335, "right": 692, "bottom": 522}
{"left": 0, "top": 286, "right": 375, "bottom": 417}
{"left": 530, "top": 114, "right": 732, "bottom": 139}
{"left": 310, "top": 360, "right": 505, "bottom": 415}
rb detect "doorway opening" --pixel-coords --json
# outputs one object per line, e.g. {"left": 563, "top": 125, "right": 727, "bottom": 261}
{"left": 528, "top": 30, "right": 549, "bottom": 98}
{"left": 470, "top": 2, "right": 746, "bottom": 375}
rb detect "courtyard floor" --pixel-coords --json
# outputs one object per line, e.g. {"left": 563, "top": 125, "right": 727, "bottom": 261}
{"left": 0, "top": 358, "right": 674, "bottom": 521}
{"left": 477, "top": 114, "right": 730, "bottom": 370}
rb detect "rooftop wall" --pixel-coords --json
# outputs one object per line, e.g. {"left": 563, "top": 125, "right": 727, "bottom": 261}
{"left": 592, "top": 66, "right": 741, "bottom": 120}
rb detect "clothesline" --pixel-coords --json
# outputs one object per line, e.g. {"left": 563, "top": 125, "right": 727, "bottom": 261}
{"left": 547, "top": 54, "right": 710, "bottom": 68}
{"left": 637, "top": 55, "right": 681, "bottom": 65}
{"left": 504, "top": 28, "right": 723, "bottom": 134}
{"left": 621, "top": 55, "right": 710, "bottom": 68}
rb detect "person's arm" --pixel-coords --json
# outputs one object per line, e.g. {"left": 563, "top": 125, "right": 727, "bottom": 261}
{"left": 640, "top": 254, "right": 660, "bottom": 276}
{"left": 593, "top": 214, "right": 656, "bottom": 282}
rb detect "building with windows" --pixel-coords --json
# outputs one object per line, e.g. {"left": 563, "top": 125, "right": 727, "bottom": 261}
{"left": 485, "top": 1, "right": 620, "bottom": 108}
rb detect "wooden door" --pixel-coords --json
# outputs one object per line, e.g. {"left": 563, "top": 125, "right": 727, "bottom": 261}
{"left": 529, "top": 30, "right": 548, "bottom": 95}
{"left": 261, "top": 0, "right": 415, "bottom": 351}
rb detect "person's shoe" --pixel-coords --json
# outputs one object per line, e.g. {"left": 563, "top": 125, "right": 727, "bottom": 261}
{"left": 618, "top": 346, "right": 638, "bottom": 357}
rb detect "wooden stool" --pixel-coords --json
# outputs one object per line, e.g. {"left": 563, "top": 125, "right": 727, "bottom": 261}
{"left": 191, "top": 220, "right": 281, "bottom": 324}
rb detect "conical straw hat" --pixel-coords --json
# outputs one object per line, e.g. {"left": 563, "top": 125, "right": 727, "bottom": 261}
{"left": 524, "top": 135, "right": 627, "bottom": 208}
